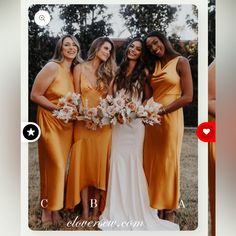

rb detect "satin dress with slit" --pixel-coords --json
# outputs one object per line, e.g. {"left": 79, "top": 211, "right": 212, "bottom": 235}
{"left": 65, "top": 74, "right": 112, "bottom": 210}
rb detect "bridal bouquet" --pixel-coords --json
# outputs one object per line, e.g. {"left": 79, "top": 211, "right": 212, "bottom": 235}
{"left": 52, "top": 90, "right": 162, "bottom": 130}
{"left": 105, "top": 91, "right": 162, "bottom": 126}
{"left": 137, "top": 98, "right": 162, "bottom": 125}
{"left": 52, "top": 92, "right": 83, "bottom": 123}
{"left": 97, "top": 89, "right": 139, "bottom": 125}
{"left": 82, "top": 89, "right": 134, "bottom": 130}
{"left": 83, "top": 90, "right": 162, "bottom": 129}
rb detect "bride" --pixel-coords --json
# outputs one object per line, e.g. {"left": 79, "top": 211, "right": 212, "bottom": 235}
{"left": 99, "top": 38, "right": 179, "bottom": 231}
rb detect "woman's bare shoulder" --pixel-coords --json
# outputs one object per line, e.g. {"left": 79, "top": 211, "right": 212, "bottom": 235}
{"left": 74, "top": 62, "right": 87, "bottom": 72}
{"left": 178, "top": 56, "right": 189, "bottom": 64}
{"left": 42, "top": 61, "right": 60, "bottom": 74}
{"left": 176, "top": 56, "right": 190, "bottom": 69}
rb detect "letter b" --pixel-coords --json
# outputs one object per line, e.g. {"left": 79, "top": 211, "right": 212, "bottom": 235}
{"left": 90, "top": 199, "right": 98, "bottom": 208}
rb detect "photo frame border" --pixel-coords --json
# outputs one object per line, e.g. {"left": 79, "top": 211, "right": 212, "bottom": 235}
{"left": 21, "top": 0, "right": 208, "bottom": 235}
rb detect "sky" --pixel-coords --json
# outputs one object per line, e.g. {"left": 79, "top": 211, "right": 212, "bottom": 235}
{"left": 48, "top": 4, "right": 197, "bottom": 40}
{"left": 105, "top": 4, "right": 197, "bottom": 40}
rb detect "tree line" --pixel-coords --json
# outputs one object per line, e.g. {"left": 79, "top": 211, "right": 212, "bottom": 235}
{"left": 28, "top": 4, "right": 215, "bottom": 126}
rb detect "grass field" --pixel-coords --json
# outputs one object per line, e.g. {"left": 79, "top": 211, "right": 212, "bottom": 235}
{"left": 28, "top": 128, "right": 198, "bottom": 231}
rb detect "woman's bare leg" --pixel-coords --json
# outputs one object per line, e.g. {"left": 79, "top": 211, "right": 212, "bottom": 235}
{"left": 41, "top": 209, "right": 52, "bottom": 223}
{"left": 164, "top": 209, "right": 177, "bottom": 223}
{"left": 91, "top": 188, "right": 101, "bottom": 221}
{"left": 52, "top": 211, "right": 62, "bottom": 224}
{"left": 81, "top": 187, "right": 89, "bottom": 220}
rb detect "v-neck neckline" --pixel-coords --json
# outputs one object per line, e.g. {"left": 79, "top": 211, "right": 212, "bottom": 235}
{"left": 82, "top": 73, "right": 97, "bottom": 90}
{"left": 158, "top": 56, "right": 180, "bottom": 71}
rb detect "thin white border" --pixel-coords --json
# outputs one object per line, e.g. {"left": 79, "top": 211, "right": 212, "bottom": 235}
{"left": 21, "top": 1, "right": 208, "bottom": 235}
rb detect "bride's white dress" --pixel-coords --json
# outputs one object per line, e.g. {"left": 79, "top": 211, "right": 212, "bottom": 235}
{"left": 99, "top": 92, "right": 179, "bottom": 231}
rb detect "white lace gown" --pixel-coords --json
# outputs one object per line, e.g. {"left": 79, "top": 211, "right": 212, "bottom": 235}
{"left": 99, "top": 93, "right": 179, "bottom": 231}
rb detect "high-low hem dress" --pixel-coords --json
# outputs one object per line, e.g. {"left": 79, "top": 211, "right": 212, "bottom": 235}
{"left": 65, "top": 74, "right": 111, "bottom": 210}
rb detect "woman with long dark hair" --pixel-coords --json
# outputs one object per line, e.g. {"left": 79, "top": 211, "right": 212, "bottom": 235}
{"left": 143, "top": 31, "right": 193, "bottom": 222}
{"left": 65, "top": 37, "right": 116, "bottom": 221}
{"left": 31, "top": 35, "right": 82, "bottom": 224}
{"left": 99, "top": 38, "right": 179, "bottom": 230}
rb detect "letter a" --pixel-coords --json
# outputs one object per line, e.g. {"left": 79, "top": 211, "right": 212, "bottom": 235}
{"left": 179, "top": 199, "right": 186, "bottom": 208}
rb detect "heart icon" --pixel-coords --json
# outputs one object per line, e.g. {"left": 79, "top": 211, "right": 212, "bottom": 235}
{"left": 196, "top": 122, "right": 215, "bottom": 142}
{"left": 203, "top": 128, "right": 210, "bottom": 135}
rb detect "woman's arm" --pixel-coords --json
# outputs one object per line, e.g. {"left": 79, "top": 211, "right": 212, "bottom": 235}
{"left": 143, "top": 69, "right": 153, "bottom": 104}
{"left": 208, "top": 60, "right": 216, "bottom": 117}
{"left": 73, "top": 64, "right": 82, "bottom": 93}
{"left": 143, "top": 81, "right": 153, "bottom": 105}
{"left": 158, "top": 57, "right": 193, "bottom": 115}
{"left": 108, "top": 77, "right": 116, "bottom": 96}
{"left": 31, "top": 62, "right": 59, "bottom": 111}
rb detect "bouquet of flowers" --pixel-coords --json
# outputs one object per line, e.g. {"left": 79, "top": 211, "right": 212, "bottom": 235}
{"left": 137, "top": 97, "right": 162, "bottom": 125}
{"left": 82, "top": 90, "right": 162, "bottom": 129}
{"left": 52, "top": 90, "right": 162, "bottom": 130}
{"left": 98, "top": 89, "right": 138, "bottom": 125}
{"left": 81, "top": 99, "right": 106, "bottom": 131}
{"left": 52, "top": 92, "right": 83, "bottom": 123}
{"left": 81, "top": 89, "right": 131, "bottom": 130}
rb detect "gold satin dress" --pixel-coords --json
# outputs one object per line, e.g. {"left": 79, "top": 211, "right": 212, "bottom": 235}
{"left": 37, "top": 64, "right": 74, "bottom": 211}
{"left": 209, "top": 115, "right": 215, "bottom": 236}
{"left": 65, "top": 74, "right": 111, "bottom": 209}
{"left": 143, "top": 56, "right": 184, "bottom": 209}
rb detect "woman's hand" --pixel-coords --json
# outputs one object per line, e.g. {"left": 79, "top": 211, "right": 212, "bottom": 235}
{"left": 157, "top": 106, "right": 167, "bottom": 116}
{"left": 142, "top": 99, "right": 148, "bottom": 106}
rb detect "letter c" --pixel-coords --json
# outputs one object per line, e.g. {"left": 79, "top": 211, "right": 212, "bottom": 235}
{"left": 40, "top": 199, "right": 48, "bottom": 208}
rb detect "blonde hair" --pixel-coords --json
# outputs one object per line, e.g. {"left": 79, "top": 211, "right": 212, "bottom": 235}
{"left": 87, "top": 37, "right": 117, "bottom": 91}
{"left": 51, "top": 35, "right": 83, "bottom": 69}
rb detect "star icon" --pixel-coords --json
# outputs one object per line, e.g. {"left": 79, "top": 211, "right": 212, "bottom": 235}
{"left": 27, "top": 128, "right": 35, "bottom": 136}
{"left": 23, "top": 123, "right": 41, "bottom": 142}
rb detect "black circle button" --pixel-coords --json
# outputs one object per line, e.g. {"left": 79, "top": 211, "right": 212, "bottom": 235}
{"left": 22, "top": 123, "right": 40, "bottom": 141}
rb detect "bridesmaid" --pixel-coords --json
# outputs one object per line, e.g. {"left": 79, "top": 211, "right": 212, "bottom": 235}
{"left": 31, "top": 35, "right": 83, "bottom": 224}
{"left": 208, "top": 59, "right": 216, "bottom": 236}
{"left": 65, "top": 37, "right": 116, "bottom": 220}
{"left": 143, "top": 31, "right": 193, "bottom": 222}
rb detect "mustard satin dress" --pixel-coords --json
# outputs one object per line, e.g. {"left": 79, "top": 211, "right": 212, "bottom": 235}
{"left": 65, "top": 74, "right": 112, "bottom": 209}
{"left": 37, "top": 63, "right": 74, "bottom": 211}
{"left": 209, "top": 115, "right": 215, "bottom": 236}
{"left": 143, "top": 56, "right": 184, "bottom": 209}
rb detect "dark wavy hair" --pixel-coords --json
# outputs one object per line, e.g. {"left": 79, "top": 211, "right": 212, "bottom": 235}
{"left": 144, "top": 31, "right": 180, "bottom": 75}
{"left": 115, "top": 38, "right": 146, "bottom": 98}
